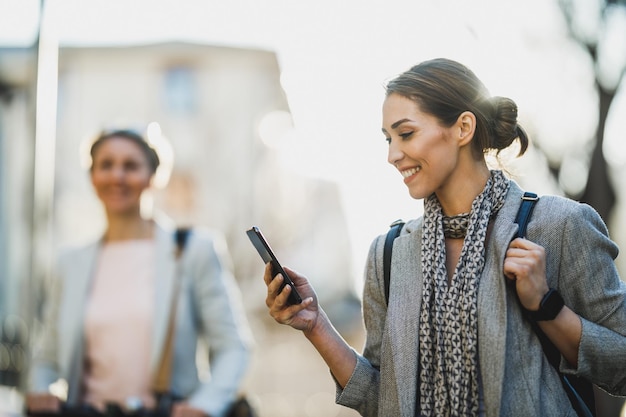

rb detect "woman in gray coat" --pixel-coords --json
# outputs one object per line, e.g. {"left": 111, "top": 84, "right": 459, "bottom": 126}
{"left": 263, "top": 58, "right": 626, "bottom": 416}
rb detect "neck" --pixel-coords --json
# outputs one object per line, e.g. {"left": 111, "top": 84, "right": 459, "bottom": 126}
{"left": 436, "top": 160, "right": 491, "bottom": 216}
{"left": 104, "top": 213, "right": 154, "bottom": 242}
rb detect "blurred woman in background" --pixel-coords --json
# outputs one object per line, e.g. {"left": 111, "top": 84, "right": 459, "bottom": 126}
{"left": 26, "top": 128, "right": 253, "bottom": 417}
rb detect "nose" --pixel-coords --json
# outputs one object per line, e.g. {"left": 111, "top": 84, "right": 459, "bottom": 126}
{"left": 110, "top": 166, "right": 126, "bottom": 181}
{"left": 387, "top": 139, "right": 403, "bottom": 167}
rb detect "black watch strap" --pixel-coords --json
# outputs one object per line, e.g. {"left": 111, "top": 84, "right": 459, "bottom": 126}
{"left": 524, "top": 288, "right": 564, "bottom": 321}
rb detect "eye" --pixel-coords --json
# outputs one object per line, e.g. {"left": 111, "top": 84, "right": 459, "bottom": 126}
{"left": 384, "top": 136, "right": 391, "bottom": 144}
{"left": 124, "top": 160, "right": 142, "bottom": 171}
{"left": 399, "top": 131, "right": 413, "bottom": 140}
{"left": 95, "top": 159, "right": 113, "bottom": 170}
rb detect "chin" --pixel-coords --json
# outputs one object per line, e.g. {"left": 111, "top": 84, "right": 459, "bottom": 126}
{"left": 407, "top": 187, "right": 429, "bottom": 201}
{"left": 106, "top": 204, "right": 140, "bottom": 215}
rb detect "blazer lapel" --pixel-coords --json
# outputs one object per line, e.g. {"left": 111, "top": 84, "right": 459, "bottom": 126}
{"left": 477, "top": 184, "right": 524, "bottom": 416}
{"left": 150, "top": 225, "right": 178, "bottom": 374}
{"left": 387, "top": 223, "right": 422, "bottom": 415}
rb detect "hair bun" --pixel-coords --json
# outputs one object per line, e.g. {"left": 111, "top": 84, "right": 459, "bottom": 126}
{"left": 489, "top": 96, "right": 528, "bottom": 155}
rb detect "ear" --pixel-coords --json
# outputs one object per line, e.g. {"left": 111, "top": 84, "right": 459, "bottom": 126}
{"left": 456, "top": 111, "right": 476, "bottom": 147}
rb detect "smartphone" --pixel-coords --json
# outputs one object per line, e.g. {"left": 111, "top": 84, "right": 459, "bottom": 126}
{"left": 246, "top": 226, "right": 303, "bottom": 305}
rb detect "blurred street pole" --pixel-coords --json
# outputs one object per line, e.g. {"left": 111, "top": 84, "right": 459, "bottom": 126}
{"left": 31, "top": 0, "right": 58, "bottom": 317}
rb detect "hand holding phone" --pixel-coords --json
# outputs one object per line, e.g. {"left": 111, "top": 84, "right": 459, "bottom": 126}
{"left": 246, "top": 226, "right": 303, "bottom": 305}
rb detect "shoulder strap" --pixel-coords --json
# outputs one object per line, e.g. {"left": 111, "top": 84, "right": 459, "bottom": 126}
{"left": 153, "top": 227, "right": 192, "bottom": 395}
{"left": 514, "top": 192, "right": 539, "bottom": 238}
{"left": 513, "top": 193, "right": 595, "bottom": 417}
{"left": 174, "top": 227, "right": 191, "bottom": 259}
{"left": 383, "top": 219, "right": 405, "bottom": 306}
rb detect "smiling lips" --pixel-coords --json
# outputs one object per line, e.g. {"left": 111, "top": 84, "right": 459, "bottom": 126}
{"left": 401, "top": 166, "right": 420, "bottom": 183}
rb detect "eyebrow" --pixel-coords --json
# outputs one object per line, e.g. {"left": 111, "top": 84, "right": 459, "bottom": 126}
{"left": 391, "top": 118, "right": 412, "bottom": 129}
{"left": 382, "top": 118, "right": 413, "bottom": 134}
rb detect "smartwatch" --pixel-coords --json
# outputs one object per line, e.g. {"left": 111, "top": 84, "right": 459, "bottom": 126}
{"left": 524, "top": 288, "right": 564, "bottom": 321}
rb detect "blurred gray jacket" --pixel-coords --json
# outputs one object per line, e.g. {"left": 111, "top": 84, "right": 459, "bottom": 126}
{"left": 337, "top": 181, "right": 626, "bottom": 416}
{"left": 29, "top": 221, "right": 253, "bottom": 417}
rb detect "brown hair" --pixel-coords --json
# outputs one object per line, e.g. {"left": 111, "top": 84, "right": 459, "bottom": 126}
{"left": 90, "top": 129, "right": 160, "bottom": 174}
{"left": 385, "top": 58, "right": 528, "bottom": 158}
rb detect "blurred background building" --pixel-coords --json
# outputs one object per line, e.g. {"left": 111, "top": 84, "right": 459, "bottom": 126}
{"left": 1, "top": 0, "right": 625, "bottom": 416}
{"left": 50, "top": 42, "right": 357, "bottom": 308}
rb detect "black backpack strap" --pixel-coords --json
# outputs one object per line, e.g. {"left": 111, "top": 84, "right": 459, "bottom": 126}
{"left": 513, "top": 192, "right": 595, "bottom": 417}
{"left": 514, "top": 192, "right": 539, "bottom": 238}
{"left": 383, "top": 219, "right": 405, "bottom": 306}
{"left": 174, "top": 227, "right": 191, "bottom": 258}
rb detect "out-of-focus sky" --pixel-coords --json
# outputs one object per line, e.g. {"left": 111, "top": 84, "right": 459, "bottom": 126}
{"left": 1, "top": 0, "right": 625, "bottom": 280}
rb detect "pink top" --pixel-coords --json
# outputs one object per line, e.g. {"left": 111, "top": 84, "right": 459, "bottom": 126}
{"left": 83, "top": 239, "right": 156, "bottom": 410}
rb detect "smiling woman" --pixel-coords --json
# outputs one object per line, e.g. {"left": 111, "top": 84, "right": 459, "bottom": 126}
{"left": 79, "top": 123, "right": 174, "bottom": 218}
{"left": 259, "top": 57, "right": 626, "bottom": 417}
{"left": 26, "top": 126, "right": 254, "bottom": 417}
{"left": 89, "top": 129, "right": 159, "bottom": 221}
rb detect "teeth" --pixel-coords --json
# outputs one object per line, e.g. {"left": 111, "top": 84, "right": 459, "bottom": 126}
{"left": 401, "top": 167, "right": 419, "bottom": 178}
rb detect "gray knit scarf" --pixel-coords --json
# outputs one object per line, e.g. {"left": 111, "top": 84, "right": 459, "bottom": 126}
{"left": 419, "top": 170, "right": 510, "bottom": 417}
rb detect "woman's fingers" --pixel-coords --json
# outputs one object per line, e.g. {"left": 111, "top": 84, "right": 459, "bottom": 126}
{"left": 263, "top": 262, "right": 274, "bottom": 286}
{"left": 504, "top": 237, "right": 549, "bottom": 309}
{"left": 265, "top": 272, "right": 292, "bottom": 311}
{"left": 262, "top": 261, "right": 317, "bottom": 330}
{"left": 265, "top": 263, "right": 305, "bottom": 303}
{"left": 505, "top": 238, "right": 542, "bottom": 266}
{"left": 268, "top": 278, "right": 297, "bottom": 315}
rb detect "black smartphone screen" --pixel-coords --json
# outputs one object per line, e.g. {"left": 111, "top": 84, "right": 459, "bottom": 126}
{"left": 246, "top": 226, "right": 303, "bottom": 305}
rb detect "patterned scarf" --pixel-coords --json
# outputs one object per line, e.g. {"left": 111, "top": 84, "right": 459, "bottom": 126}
{"left": 419, "top": 170, "right": 510, "bottom": 417}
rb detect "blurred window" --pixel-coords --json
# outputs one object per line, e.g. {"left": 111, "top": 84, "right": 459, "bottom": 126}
{"left": 163, "top": 66, "right": 196, "bottom": 115}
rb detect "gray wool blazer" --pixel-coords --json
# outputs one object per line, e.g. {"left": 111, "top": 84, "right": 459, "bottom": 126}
{"left": 336, "top": 181, "right": 626, "bottom": 417}
{"left": 29, "top": 221, "right": 253, "bottom": 417}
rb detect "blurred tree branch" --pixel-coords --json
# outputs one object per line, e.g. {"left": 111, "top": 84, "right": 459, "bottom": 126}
{"left": 556, "top": 0, "right": 625, "bottom": 222}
